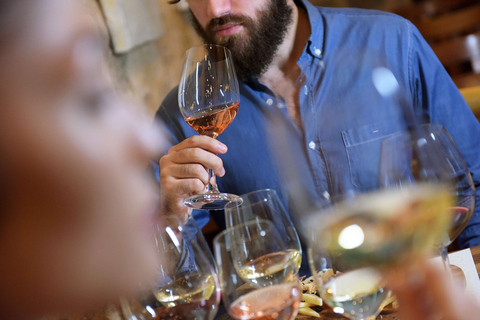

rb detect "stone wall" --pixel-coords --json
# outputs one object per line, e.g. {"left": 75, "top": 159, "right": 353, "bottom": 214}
{"left": 86, "top": 0, "right": 199, "bottom": 116}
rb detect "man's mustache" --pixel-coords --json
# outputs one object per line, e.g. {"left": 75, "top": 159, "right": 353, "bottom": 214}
{"left": 206, "top": 14, "right": 249, "bottom": 33}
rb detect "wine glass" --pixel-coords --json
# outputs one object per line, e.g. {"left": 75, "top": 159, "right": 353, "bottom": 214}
{"left": 120, "top": 216, "right": 221, "bottom": 320}
{"left": 304, "top": 121, "right": 463, "bottom": 320}
{"left": 213, "top": 220, "right": 302, "bottom": 320}
{"left": 306, "top": 193, "right": 394, "bottom": 320}
{"left": 178, "top": 44, "right": 242, "bottom": 210}
{"left": 379, "top": 123, "right": 476, "bottom": 267}
{"left": 224, "top": 189, "right": 303, "bottom": 272}
{"left": 306, "top": 180, "right": 458, "bottom": 320}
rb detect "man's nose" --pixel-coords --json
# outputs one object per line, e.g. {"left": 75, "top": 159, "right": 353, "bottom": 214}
{"left": 206, "top": 0, "right": 231, "bottom": 19}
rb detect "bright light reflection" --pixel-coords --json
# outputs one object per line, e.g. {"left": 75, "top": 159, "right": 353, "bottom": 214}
{"left": 467, "top": 34, "right": 479, "bottom": 54}
{"left": 195, "top": 62, "right": 200, "bottom": 105}
{"left": 333, "top": 307, "right": 345, "bottom": 314}
{"left": 338, "top": 224, "right": 365, "bottom": 249}
{"left": 146, "top": 306, "right": 156, "bottom": 317}
{"left": 166, "top": 227, "right": 180, "bottom": 248}
{"left": 417, "top": 138, "right": 427, "bottom": 147}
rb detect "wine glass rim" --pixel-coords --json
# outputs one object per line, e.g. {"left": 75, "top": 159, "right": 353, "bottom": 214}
{"left": 224, "top": 188, "right": 279, "bottom": 210}
{"left": 306, "top": 183, "right": 450, "bottom": 226}
{"left": 213, "top": 219, "right": 276, "bottom": 245}
{"left": 185, "top": 43, "right": 233, "bottom": 56}
{"left": 240, "top": 188, "right": 277, "bottom": 197}
{"left": 383, "top": 123, "right": 446, "bottom": 142}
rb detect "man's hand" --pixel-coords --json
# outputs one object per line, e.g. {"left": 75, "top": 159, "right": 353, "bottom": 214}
{"left": 159, "top": 135, "right": 227, "bottom": 221}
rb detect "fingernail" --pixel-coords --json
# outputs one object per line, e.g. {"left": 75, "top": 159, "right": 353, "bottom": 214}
{"left": 220, "top": 168, "right": 226, "bottom": 177}
{"left": 218, "top": 143, "right": 228, "bottom": 153}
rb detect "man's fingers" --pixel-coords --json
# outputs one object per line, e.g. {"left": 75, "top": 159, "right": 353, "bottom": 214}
{"left": 170, "top": 178, "right": 206, "bottom": 197}
{"left": 169, "top": 135, "right": 227, "bottom": 154}
{"left": 167, "top": 164, "right": 210, "bottom": 185}
{"left": 168, "top": 148, "right": 225, "bottom": 177}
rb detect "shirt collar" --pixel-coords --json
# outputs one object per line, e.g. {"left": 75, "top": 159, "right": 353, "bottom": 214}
{"left": 298, "top": 0, "right": 324, "bottom": 60}
{"left": 243, "top": 0, "right": 325, "bottom": 84}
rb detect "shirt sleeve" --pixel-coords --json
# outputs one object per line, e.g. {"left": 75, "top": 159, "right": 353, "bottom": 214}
{"left": 407, "top": 22, "right": 480, "bottom": 249}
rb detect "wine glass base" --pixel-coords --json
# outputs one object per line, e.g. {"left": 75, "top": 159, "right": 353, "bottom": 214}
{"left": 184, "top": 193, "right": 243, "bottom": 210}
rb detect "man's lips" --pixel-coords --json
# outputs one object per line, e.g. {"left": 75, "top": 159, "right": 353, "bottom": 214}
{"left": 213, "top": 24, "right": 242, "bottom": 37}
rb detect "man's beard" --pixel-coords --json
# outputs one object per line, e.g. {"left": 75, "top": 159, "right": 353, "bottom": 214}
{"left": 190, "top": 0, "right": 293, "bottom": 81}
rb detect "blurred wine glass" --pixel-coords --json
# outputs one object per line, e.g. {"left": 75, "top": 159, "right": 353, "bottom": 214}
{"left": 379, "top": 123, "right": 476, "bottom": 266}
{"left": 263, "top": 56, "right": 464, "bottom": 318}
{"left": 178, "top": 44, "right": 241, "bottom": 210}
{"left": 120, "top": 216, "right": 221, "bottom": 320}
{"left": 306, "top": 180, "right": 456, "bottom": 320}
{"left": 224, "top": 189, "right": 303, "bottom": 272}
{"left": 305, "top": 121, "right": 457, "bottom": 320}
{"left": 214, "top": 220, "right": 302, "bottom": 320}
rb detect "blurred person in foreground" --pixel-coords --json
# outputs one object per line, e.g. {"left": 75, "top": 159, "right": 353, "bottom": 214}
{"left": 384, "top": 259, "right": 480, "bottom": 320}
{"left": 0, "top": 0, "right": 163, "bottom": 318}
{"left": 154, "top": 0, "right": 480, "bottom": 254}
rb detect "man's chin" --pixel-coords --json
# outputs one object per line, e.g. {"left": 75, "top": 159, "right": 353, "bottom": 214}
{"left": 217, "top": 35, "right": 248, "bottom": 52}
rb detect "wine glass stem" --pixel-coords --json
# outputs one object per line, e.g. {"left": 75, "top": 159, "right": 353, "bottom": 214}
{"left": 205, "top": 169, "right": 219, "bottom": 193}
{"left": 441, "top": 246, "right": 453, "bottom": 279}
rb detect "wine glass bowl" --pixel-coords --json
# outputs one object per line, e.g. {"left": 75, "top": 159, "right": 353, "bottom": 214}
{"left": 178, "top": 44, "right": 241, "bottom": 210}
{"left": 120, "top": 216, "right": 221, "bottom": 320}
{"left": 224, "top": 189, "right": 303, "bottom": 272}
{"left": 306, "top": 194, "right": 395, "bottom": 320}
{"left": 379, "top": 123, "right": 476, "bottom": 249}
{"left": 307, "top": 185, "right": 453, "bottom": 271}
{"left": 214, "top": 220, "right": 302, "bottom": 320}
{"left": 306, "top": 174, "right": 454, "bottom": 319}
{"left": 430, "top": 125, "right": 476, "bottom": 247}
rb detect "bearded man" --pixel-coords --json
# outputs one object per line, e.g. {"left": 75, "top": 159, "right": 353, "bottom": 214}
{"left": 154, "top": 0, "right": 480, "bottom": 259}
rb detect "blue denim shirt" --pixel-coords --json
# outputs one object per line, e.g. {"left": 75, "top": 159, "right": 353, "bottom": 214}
{"left": 154, "top": 0, "right": 480, "bottom": 251}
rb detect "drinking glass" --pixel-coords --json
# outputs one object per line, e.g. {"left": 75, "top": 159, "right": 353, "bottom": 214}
{"left": 178, "top": 44, "right": 241, "bottom": 210}
{"left": 306, "top": 178, "right": 457, "bottom": 320}
{"left": 120, "top": 216, "right": 221, "bottom": 320}
{"left": 379, "top": 123, "right": 476, "bottom": 266}
{"left": 306, "top": 194, "right": 393, "bottom": 320}
{"left": 305, "top": 121, "right": 463, "bottom": 319}
{"left": 214, "top": 220, "right": 302, "bottom": 320}
{"left": 224, "top": 189, "right": 303, "bottom": 272}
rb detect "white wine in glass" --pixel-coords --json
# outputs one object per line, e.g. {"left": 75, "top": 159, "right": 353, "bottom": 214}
{"left": 178, "top": 44, "right": 241, "bottom": 210}
{"left": 214, "top": 220, "right": 302, "bottom": 320}
{"left": 120, "top": 216, "right": 221, "bottom": 320}
{"left": 224, "top": 189, "right": 303, "bottom": 272}
{"left": 306, "top": 184, "right": 454, "bottom": 320}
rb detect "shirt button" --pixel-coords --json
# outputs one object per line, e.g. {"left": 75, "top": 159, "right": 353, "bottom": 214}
{"left": 308, "top": 141, "right": 316, "bottom": 150}
{"left": 314, "top": 48, "right": 321, "bottom": 56}
{"left": 266, "top": 98, "right": 273, "bottom": 106}
{"left": 304, "top": 85, "right": 308, "bottom": 95}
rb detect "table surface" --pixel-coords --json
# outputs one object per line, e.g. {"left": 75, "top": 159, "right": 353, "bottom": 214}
{"left": 59, "top": 246, "right": 480, "bottom": 320}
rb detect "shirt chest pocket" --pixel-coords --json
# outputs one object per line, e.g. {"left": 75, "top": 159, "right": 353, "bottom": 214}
{"left": 341, "top": 120, "right": 405, "bottom": 191}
